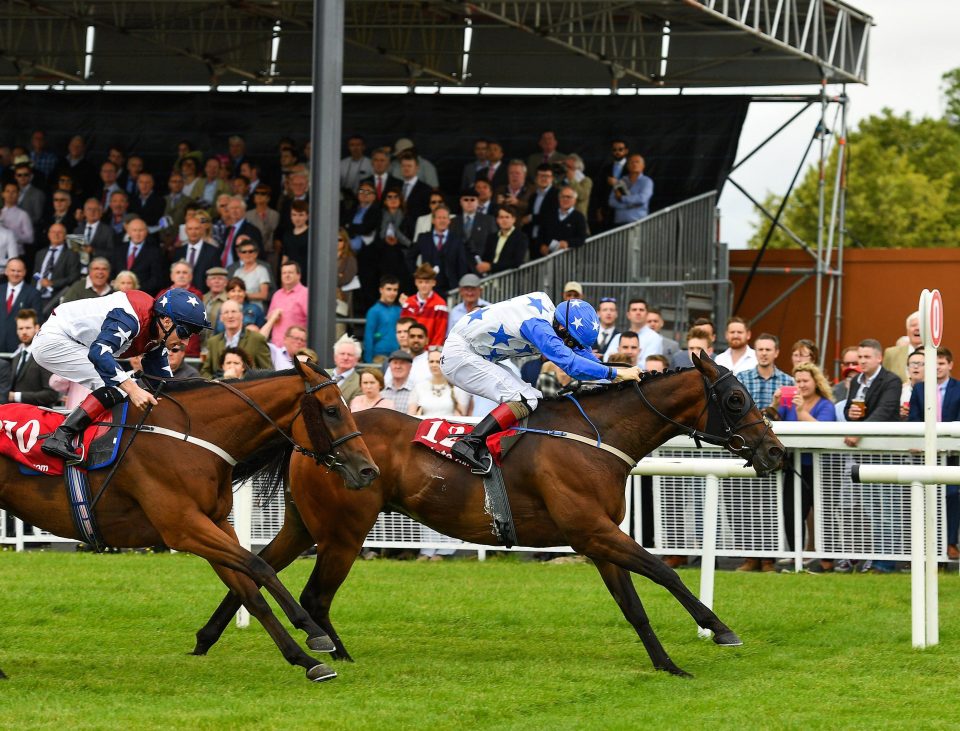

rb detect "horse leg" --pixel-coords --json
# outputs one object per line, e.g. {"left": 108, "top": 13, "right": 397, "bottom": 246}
{"left": 193, "top": 504, "right": 314, "bottom": 656}
{"left": 205, "top": 561, "right": 335, "bottom": 682}
{"left": 592, "top": 559, "right": 691, "bottom": 677}
{"left": 570, "top": 519, "right": 741, "bottom": 645}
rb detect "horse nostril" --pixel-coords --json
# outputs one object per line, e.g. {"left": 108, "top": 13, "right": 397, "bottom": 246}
{"left": 768, "top": 447, "right": 784, "bottom": 463}
{"left": 360, "top": 467, "right": 379, "bottom": 482}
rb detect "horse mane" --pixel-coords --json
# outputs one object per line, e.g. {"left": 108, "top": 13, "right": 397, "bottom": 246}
{"left": 156, "top": 368, "right": 301, "bottom": 393}
{"left": 541, "top": 366, "right": 694, "bottom": 402}
{"left": 231, "top": 437, "right": 294, "bottom": 507}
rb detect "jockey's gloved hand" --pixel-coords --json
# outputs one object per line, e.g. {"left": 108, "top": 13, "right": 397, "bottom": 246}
{"left": 614, "top": 366, "right": 642, "bottom": 382}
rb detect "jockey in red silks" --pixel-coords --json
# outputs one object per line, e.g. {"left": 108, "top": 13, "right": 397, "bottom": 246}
{"left": 31, "top": 288, "right": 212, "bottom": 462}
{"left": 441, "top": 291, "right": 640, "bottom": 473}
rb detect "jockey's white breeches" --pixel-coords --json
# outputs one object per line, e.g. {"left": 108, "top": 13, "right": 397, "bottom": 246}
{"left": 440, "top": 333, "right": 541, "bottom": 409}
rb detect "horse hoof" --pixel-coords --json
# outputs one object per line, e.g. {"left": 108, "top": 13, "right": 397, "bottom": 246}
{"left": 0, "top": 668, "right": 7, "bottom": 680}
{"left": 658, "top": 665, "right": 693, "bottom": 678}
{"left": 307, "top": 634, "right": 336, "bottom": 653}
{"left": 713, "top": 630, "right": 743, "bottom": 646}
{"left": 190, "top": 645, "right": 209, "bottom": 656}
{"left": 306, "top": 663, "right": 337, "bottom": 682}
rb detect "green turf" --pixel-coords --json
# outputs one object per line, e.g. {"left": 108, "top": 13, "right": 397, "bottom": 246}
{"left": 1, "top": 552, "right": 958, "bottom": 730}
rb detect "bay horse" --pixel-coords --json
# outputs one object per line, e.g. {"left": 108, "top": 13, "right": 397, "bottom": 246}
{"left": 0, "top": 359, "right": 378, "bottom": 683}
{"left": 193, "top": 354, "right": 783, "bottom": 677}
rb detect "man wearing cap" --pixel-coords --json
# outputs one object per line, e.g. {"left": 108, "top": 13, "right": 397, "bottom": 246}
{"left": 562, "top": 281, "right": 584, "bottom": 301}
{"left": 443, "top": 291, "right": 641, "bottom": 473}
{"left": 450, "top": 187, "right": 497, "bottom": 264}
{"left": 202, "top": 266, "right": 230, "bottom": 342}
{"left": 381, "top": 349, "right": 416, "bottom": 414}
{"left": 447, "top": 274, "right": 490, "bottom": 334}
{"left": 388, "top": 138, "right": 439, "bottom": 189}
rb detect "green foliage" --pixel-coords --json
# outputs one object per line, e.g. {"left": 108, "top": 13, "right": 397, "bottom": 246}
{"left": 1, "top": 552, "right": 959, "bottom": 729}
{"left": 749, "top": 97, "right": 960, "bottom": 249}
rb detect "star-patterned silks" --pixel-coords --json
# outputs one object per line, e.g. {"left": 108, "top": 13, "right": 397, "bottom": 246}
{"left": 159, "top": 295, "right": 169, "bottom": 308}
{"left": 186, "top": 295, "right": 199, "bottom": 308}
{"left": 569, "top": 299, "right": 584, "bottom": 308}
{"left": 112, "top": 326, "right": 132, "bottom": 342}
{"left": 99, "top": 343, "right": 113, "bottom": 355}
{"left": 162, "top": 364, "right": 175, "bottom": 377}
{"left": 488, "top": 325, "right": 512, "bottom": 346}
{"left": 485, "top": 348, "right": 502, "bottom": 361}
{"left": 591, "top": 319, "right": 601, "bottom": 332}
{"left": 527, "top": 296, "right": 545, "bottom": 313}
{"left": 572, "top": 316, "right": 584, "bottom": 329}
{"left": 515, "top": 343, "right": 534, "bottom": 355}
{"left": 468, "top": 307, "right": 487, "bottom": 322}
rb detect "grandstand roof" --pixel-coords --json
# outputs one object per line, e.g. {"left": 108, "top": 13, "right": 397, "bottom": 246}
{"left": 0, "top": 1, "right": 871, "bottom": 88}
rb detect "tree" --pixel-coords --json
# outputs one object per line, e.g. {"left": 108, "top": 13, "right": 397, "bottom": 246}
{"left": 748, "top": 103, "right": 960, "bottom": 249}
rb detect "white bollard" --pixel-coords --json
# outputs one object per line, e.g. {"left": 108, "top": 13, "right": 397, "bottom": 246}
{"left": 233, "top": 479, "right": 253, "bottom": 629}
{"left": 910, "top": 481, "right": 926, "bottom": 648}
{"left": 697, "top": 474, "right": 720, "bottom": 639}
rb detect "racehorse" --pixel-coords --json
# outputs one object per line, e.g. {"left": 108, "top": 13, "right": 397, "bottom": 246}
{"left": 192, "top": 354, "right": 783, "bottom": 677}
{"left": 0, "top": 359, "right": 378, "bottom": 682}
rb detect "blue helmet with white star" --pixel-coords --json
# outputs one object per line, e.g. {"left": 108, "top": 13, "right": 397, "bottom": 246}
{"left": 553, "top": 299, "right": 600, "bottom": 349}
{"left": 154, "top": 288, "right": 212, "bottom": 339}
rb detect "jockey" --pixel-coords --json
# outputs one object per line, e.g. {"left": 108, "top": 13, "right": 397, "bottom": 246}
{"left": 442, "top": 292, "right": 641, "bottom": 473}
{"left": 32, "top": 288, "right": 212, "bottom": 462}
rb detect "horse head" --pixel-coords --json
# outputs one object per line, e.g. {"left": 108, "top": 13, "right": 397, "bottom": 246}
{"left": 690, "top": 351, "right": 785, "bottom": 475}
{"left": 293, "top": 358, "right": 380, "bottom": 489}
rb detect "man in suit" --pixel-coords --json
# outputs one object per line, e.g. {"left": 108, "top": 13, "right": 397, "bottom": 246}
{"left": 58, "top": 256, "right": 113, "bottom": 303}
{"left": 536, "top": 185, "right": 587, "bottom": 257}
{"left": 174, "top": 217, "right": 220, "bottom": 289}
{"left": 201, "top": 299, "right": 273, "bottom": 378}
{"left": 39, "top": 190, "right": 76, "bottom": 253}
{"left": 361, "top": 148, "right": 402, "bottom": 204}
{"left": 60, "top": 135, "right": 98, "bottom": 197}
{"left": 94, "top": 160, "right": 123, "bottom": 210}
{"left": 397, "top": 152, "right": 433, "bottom": 222}
{"left": 477, "top": 205, "right": 528, "bottom": 276}
{"left": 523, "top": 164, "right": 560, "bottom": 260}
{"left": 908, "top": 346, "right": 960, "bottom": 559}
{"left": 33, "top": 223, "right": 81, "bottom": 317}
{"left": 882, "top": 310, "right": 922, "bottom": 384}
{"left": 327, "top": 335, "right": 363, "bottom": 404}
{"left": 13, "top": 162, "right": 44, "bottom": 227}
{"left": 163, "top": 171, "right": 193, "bottom": 232}
{"left": 111, "top": 217, "right": 165, "bottom": 295}
{"left": 129, "top": 173, "right": 166, "bottom": 230}
{"left": 646, "top": 307, "right": 680, "bottom": 362}
{"left": 7, "top": 308, "right": 57, "bottom": 406}
{"left": 844, "top": 338, "right": 903, "bottom": 445}
{"left": 590, "top": 137, "right": 630, "bottom": 232}
{"left": 0, "top": 257, "right": 43, "bottom": 351}
{"left": 450, "top": 188, "right": 497, "bottom": 263}
{"left": 494, "top": 161, "right": 534, "bottom": 221}
{"left": 593, "top": 298, "right": 620, "bottom": 358}
{"left": 75, "top": 198, "right": 116, "bottom": 260}
{"left": 481, "top": 141, "right": 508, "bottom": 189}
{"left": 474, "top": 179, "right": 497, "bottom": 217}
{"left": 275, "top": 170, "right": 309, "bottom": 243}
{"left": 459, "top": 138, "right": 489, "bottom": 192}
{"left": 525, "top": 130, "right": 566, "bottom": 180}
{"left": 219, "top": 196, "right": 264, "bottom": 268}
{"left": 410, "top": 205, "right": 471, "bottom": 295}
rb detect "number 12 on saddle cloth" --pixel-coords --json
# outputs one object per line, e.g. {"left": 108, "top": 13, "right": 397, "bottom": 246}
{"left": 412, "top": 417, "right": 524, "bottom": 468}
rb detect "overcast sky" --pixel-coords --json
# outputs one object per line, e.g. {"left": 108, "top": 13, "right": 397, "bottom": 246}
{"left": 720, "top": 0, "right": 960, "bottom": 249}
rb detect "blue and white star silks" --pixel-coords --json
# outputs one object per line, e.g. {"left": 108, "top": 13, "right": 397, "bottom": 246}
{"left": 186, "top": 295, "right": 200, "bottom": 308}
{"left": 449, "top": 291, "right": 609, "bottom": 382}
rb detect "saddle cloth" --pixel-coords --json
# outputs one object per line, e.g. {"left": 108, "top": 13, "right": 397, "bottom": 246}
{"left": 0, "top": 403, "right": 127, "bottom": 476}
{"left": 412, "top": 417, "right": 525, "bottom": 468}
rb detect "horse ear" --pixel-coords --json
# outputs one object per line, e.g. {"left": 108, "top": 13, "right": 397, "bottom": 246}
{"left": 692, "top": 349, "right": 720, "bottom": 379}
{"left": 292, "top": 356, "right": 308, "bottom": 377}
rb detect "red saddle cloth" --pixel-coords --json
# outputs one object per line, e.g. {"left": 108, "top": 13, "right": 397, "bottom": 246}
{"left": 412, "top": 417, "right": 521, "bottom": 468}
{"left": 0, "top": 404, "right": 115, "bottom": 476}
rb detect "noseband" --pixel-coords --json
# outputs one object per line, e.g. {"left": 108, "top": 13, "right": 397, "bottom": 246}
{"left": 634, "top": 369, "right": 771, "bottom": 467}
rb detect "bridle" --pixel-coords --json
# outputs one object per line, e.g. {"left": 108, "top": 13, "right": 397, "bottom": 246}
{"left": 633, "top": 367, "right": 772, "bottom": 467}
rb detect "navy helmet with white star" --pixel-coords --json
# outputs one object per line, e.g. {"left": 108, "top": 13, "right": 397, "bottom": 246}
{"left": 553, "top": 299, "right": 601, "bottom": 349}
{"left": 154, "top": 288, "right": 212, "bottom": 338}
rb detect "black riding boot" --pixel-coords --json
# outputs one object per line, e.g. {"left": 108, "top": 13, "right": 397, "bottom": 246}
{"left": 451, "top": 402, "right": 526, "bottom": 474}
{"left": 41, "top": 388, "right": 118, "bottom": 463}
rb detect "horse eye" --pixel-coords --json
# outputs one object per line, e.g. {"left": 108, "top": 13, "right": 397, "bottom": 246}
{"left": 325, "top": 406, "right": 339, "bottom": 417}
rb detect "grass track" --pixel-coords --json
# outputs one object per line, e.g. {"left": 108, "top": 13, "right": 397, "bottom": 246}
{"left": 1, "top": 552, "right": 959, "bottom": 730}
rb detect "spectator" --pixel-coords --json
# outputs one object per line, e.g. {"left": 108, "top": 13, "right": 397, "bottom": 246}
{"left": 179, "top": 156, "right": 203, "bottom": 200}
{"left": 163, "top": 171, "right": 192, "bottom": 233}
{"left": 381, "top": 349, "right": 417, "bottom": 412}
{"left": 899, "top": 347, "right": 926, "bottom": 419}
{"left": 54, "top": 172, "right": 82, "bottom": 218}
{"left": 328, "top": 335, "right": 363, "bottom": 403}
{"left": 474, "top": 178, "right": 496, "bottom": 216}
{"left": 908, "top": 346, "right": 960, "bottom": 560}
{"left": 561, "top": 154, "right": 592, "bottom": 218}
{"left": 363, "top": 275, "right": 401, "bottom": 363}
{"left": 346, "top": 180, "right": 381, "bottom": 253}
{"left": 592, "top": 137, "right": 630, "bottom": 231}
{"left": 395, "top": 152, "right": 433, "bottom": 222}
{"left": 412, "top": 191, "right": 447, "bottom": 240}
{"left": 228, "top": 135, "right": 247, "bottom": 176}
{"left": 268, "top": 325, "right": 308, "bottom": 371}
{"left": 883, "top": 310, "right": 922, "bottom": 383}
{"left": 477, "top": 205, "right": 527, "bottom": 276}
{"left": 447, "top": 274, "right": 489, "bottom": 334}
{"left": 395, "top": 316, "right": 416, "bottom": 353}
{"left": 245, "top": 184, "right": 280, "bottom": 272}
{"left": 198, "top": 156, "right": 230, "bottom": 210}
{"left": 7, "top": 308, "right": 57, "bottom": 406}
{"left": 350, "top": 367, "right": 395, "bottom": 412}
{"left": 59, "top": 256, "right": 113, "bottom": 303}
{"left": 778, "top": 362, "right": 837, "bottom": 570}
{"left": 611, "top": 331, "right": 640, "bottom": 366}
{"left": 13, "top": 162, "right": 44, "bottom": 227}
{"left": 607, "top": 298, "right": 662, "bottom": 363}
{"left": 1, "top": 181, "right": 34, "bottom": 253}
{"left": 460, "top": 138, "right": 489, "bottom": 192}
{"left": 714, "top": 317, "right": 756, "bottom": 374}
{"left": 281, "top": 200, "right": 309, "bottom": 275}
{"left": 104, "top": 190, "right": 130, "bottom": 238}
{"left": 174, "top": 216, "right": 220, "bottom": 289}
{"left": 537, "top": 185, "right": 587, "bottom": 257}
{"left": 28, "top": 130, "right": 57, "bottom": 183}
{"left": 361, "top": 147, "right": 402, "bottom": 204}
{"left": 129, "top": 173, "right": 166, "bottom": 230}
{"left": 408, "top": 347, "right": 469, "bottom": 417}
{"left": 741, "top": 333, "right": 795, "bottom": 411}
{"left": 523, "top": 164, "right": 560, "bottom": 258}
{"left": 681, "top": 326, "right": 714, "bottom": 366}
{"left": 201, "top": 300, "right": 272, "bottom": 379}
{"left": 646, "top": 308, "right": 680, "bottom": 362}
{"left": 111, "top": 270, "right": 139, "bottom": 293}
{"left": 399, "top": 265, "right": 448, "bottom": 347}
{"left": 0, "top": 223, "right": 17, "bottom": 267}
{"left": 59, "top": 135, "right": 97, "bottom": 196}
{"left": 593, "top": 297, "right": 620, "bottom": 358}
{"left": 221, "top": 197, "right": 263, "bottom": 267}
{"left": 0, "top": 257, "right": 42, "bottom": 351}
{"left": 410, "top": 204, "right": 470, "bottom": 296}
{"left": 42, "top": 190, "right": 78, "bottom": 253}
{"left": 112, "top": 217, "right": 165, "bottom": 295}
{"left": 214, "top": 277, "right": 265, "bottom": 333}
{"left": 158, "top": 261, "right": 204, "bottom": 356}
{"left": 608, "top": 153, "right": 653, "bottom": 224}
{"left": 75, "top": 198, "right": 115, "bottom": 260}
{"left": 481, "top": 140, "right": 507, "bottom": 189}
{"left": 389, "top": 138, "right": 439, "bottom": 189}
{"left": 166, "top": 344, "right": 200, "bottom": 380}
{"left": 644, "top": 354, "right": 670, "bottom": 372}
{"left": 843, "top": 338, "right": 902, "bottom": 443}
{"left": 370, "top": 188, "right": 413, "bottom": 297}
{"left": 263, "top": 261, "right": 308, "bottom": 349}
{"left": 227, "top": 239, "right": 272, "bottom": 309}
{"left": 220, "top": 346, "right": 253, "bottom": 380}
{"left": 526, "top": 130, "right": 565, "bottom": 176}
{"left": 450, "top": 187, "right": 497, "bottom": 265}
{"left": 33, "top": 222, "right": 81, "bottom": 316}
{"left": 495, "top": 161, "right": 533, "bottom": 220}
{"left": 339, "top": 135, "right": 374, "bottom": 193}
{"left": 832, "top": 345, "right": 862, "bottom": 402}
{"left": 791, "top": 338, "right": 819, "bottom": 368}
{"left": 96, "top": 158, "right": 123, "bottom": 210}
{"left": 202, "top": 266, "right": 229, "bottom": 334}
{"left": 337, "top": 229, "right": 359, "bottom": 325}
{"left": 561, "top": 280, "right": 583, "bottom": 300}
{"left": 123, "top": 155, "right": 145, "bottom": 197}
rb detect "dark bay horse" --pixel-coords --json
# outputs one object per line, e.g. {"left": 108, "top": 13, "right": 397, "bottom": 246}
{"left": 0, "top": 359, "right": 378, "bottom": 682}
{"left": 194, "top": 354, "right": 783, "bottom": 677}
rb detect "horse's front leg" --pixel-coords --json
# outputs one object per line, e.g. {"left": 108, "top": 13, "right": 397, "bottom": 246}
{"left": 592, "top": 558, "right": 691, "bottom": 677}
{"left": 569, "top": 518, "right": 741, "bottom": 646}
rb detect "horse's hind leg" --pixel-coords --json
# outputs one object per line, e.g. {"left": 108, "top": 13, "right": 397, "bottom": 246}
{"left": 593, "top": 559, "right": 691, "bottom": 677}
{"left": 571, "top": 519, "right": 740, "bottom": 645}
{"left": 193, "top": 504, "right": 314, "bottom": 656}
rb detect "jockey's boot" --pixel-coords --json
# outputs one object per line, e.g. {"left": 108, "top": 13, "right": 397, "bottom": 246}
{"left": 42, "top": 388, "right": 121, "bottom": 463}
{"left": 451, "top": 401, "right": 531, "bottom": 475}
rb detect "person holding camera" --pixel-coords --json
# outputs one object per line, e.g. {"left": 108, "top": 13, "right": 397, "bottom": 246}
{"left": 607, "top": 153, "right": 653, "bottom": 224}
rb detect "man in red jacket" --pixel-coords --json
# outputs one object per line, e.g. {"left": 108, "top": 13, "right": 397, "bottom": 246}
{"left": 400, "top": 263, "right": 448, "bottom": 347}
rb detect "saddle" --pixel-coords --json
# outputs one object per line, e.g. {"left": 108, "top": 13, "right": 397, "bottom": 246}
{"left": 0, "top": 402, "right": 128, "bottom": 476}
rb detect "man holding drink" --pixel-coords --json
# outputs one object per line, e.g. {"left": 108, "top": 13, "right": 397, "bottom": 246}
{"left": 843, "top": 338, "right": 903, "bottom": 447}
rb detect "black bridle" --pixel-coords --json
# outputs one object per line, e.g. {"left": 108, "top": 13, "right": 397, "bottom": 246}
{"left": 633, "top": 367, "right": 772, "bottom": 467}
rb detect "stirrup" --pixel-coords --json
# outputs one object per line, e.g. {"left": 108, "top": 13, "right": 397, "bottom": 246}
{"left": 469, "top": 453, "right": 493, "bottom": 476}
